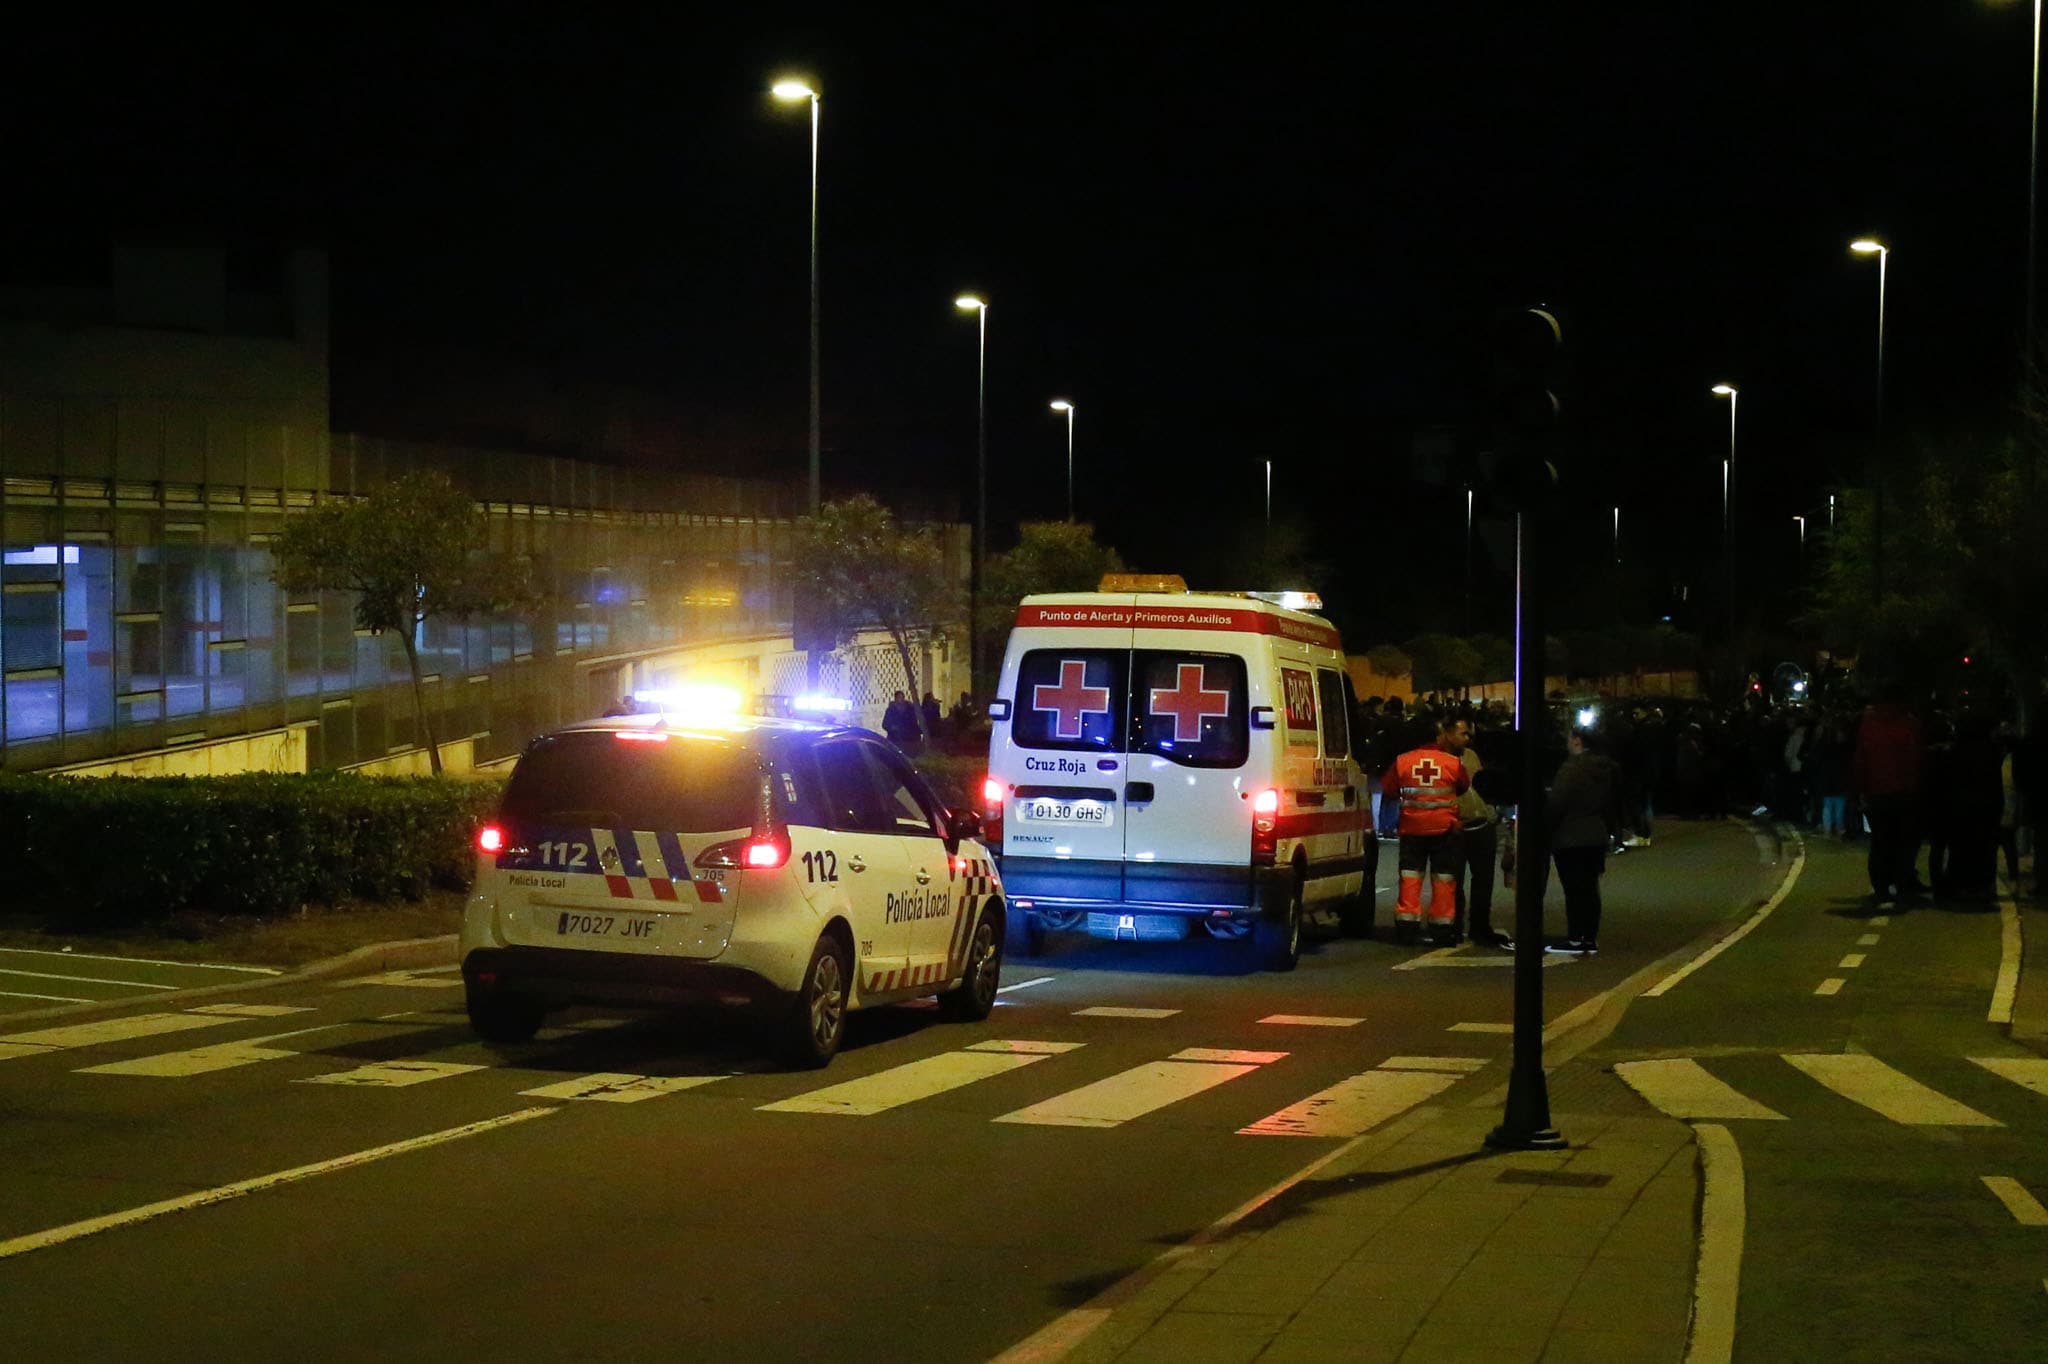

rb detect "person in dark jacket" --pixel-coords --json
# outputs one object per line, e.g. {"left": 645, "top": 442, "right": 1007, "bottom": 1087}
{"left": 1850, "top": 687, "right": 1926, "bottom": 905}
{"left": 882, "top": 690, "right": 922, "bottom": 751}
{"left": 1547, "top": 725, "right": 1621, "bottom": 954}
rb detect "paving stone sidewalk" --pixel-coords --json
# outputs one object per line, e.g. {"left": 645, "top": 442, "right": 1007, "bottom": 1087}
{"left": 1061, "top": 1064, "right": 1699, "bottom": 1364}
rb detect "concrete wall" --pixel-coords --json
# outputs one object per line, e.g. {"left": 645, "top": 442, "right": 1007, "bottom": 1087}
{"left": 50, "top": 724, "right": 309, "bottom": 778}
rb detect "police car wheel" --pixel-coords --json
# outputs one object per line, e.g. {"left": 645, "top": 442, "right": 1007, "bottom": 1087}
{"left": 782, "top": 933, "right": 851, "bottom": 1069}
{"left": 1254, "top": 875, "right": 1304, "bottom": 972}
{"left": 466, "top": 985, "right": 545, "bottom": 1044}
{"left": 1004, "top": 907, "right": 1044, "bottom": 959}
{"left": 939, "top": 906, "right": 1004, "bottom": 1022}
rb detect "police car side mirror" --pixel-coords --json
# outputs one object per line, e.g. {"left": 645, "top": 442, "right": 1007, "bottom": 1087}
{"left": 945, "top": 808, "right": 983, "bottom": 846}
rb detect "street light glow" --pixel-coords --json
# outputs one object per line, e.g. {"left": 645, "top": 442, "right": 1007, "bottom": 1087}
{"left": 771, "top": 80, "right": 817, "bottom": 101}
{"left": 1711, "top": 383, "right": 1737, "bottom": 396}
{"left": 955, "top": 294, "right": 986, "bottom": 311}
{"left": 1850, "top": 238, "right": 1886, "bottom": 254}
{"left": 1049, "top": 399, "right": 1073, "bottom": 412}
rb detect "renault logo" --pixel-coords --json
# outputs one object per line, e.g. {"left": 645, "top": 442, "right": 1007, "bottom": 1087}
{"left": 601, "top": 845, "right": 621, "bottom": 869}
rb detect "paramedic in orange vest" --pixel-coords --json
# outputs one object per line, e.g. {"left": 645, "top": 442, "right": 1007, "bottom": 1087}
{"left": 1380, "top": 714, "right": 1470, "bottom": 946}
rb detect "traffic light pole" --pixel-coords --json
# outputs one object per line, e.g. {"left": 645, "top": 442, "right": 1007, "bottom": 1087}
{"left": 1489, "top": 499, "right": 1566, "bottom": 1151}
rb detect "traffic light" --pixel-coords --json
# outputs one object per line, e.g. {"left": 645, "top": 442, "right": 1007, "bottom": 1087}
{"left": 1480, "top": 305, "right": 1563, "bottom": 510}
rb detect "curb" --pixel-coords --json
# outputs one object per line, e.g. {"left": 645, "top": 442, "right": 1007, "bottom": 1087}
{"left": 0, "top": 934, "right": 459, "bottom": 1029}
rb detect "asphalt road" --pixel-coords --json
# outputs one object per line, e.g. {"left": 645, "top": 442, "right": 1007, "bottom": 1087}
{"left": 0, "top": 818, "right": 1774, "bottom": 1363}
{"left": 0, "top": 947, "right": 282, "bottom": 1015}
{"left": 1594, "top": 834, "right": 2048, "bottom": 1363}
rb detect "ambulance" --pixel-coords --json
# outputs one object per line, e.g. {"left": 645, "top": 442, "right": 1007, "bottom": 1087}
{"left": 982, "top": 576, "right": 1372, "bottom": 970}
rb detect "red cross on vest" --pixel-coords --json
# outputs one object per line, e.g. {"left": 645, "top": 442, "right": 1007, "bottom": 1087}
{"left": 1412, "top": 756, "right": 1441, "bottom": 786}
{"left": 1032, "top": 660, "right": 1112, "bottom": 739}
{"left": 1149, "top": 663, "right": 1232, "bottom": 742}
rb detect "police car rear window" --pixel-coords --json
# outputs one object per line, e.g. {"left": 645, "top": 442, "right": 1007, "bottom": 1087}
{"left": 502, "top": 732, "right": 757, "bottom": 832}
{"left": 1133, "top": 652, "right": 1248, "bottom": 768}
{"left": 1013, "top": 649, "right": 1128, "bottom": 752}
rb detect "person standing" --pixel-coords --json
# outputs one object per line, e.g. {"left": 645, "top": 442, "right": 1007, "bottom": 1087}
{"left": 1449, "top": 716, "right": 1510, "bottom": 949}
{"left": 1547, "top": 725, "right": 1621, "bottom": 955}
{"left": 882, "top": 689, "right": 922, "bottom": 752}
{"left": 1849, "top": 684, "right": 1926, "bottom": 907}
{"left": 1381, "top": 713, "right": 1469, "bottom": 946}
{"left": 920, "top": 691, "right": 944, "bottom": 747}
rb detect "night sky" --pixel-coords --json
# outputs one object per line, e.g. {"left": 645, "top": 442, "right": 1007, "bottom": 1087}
{"left": 4, "top": 5, "right": 2039, "bottom": 646}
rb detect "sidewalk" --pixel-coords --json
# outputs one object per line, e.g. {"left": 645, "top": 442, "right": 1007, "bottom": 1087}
{"left": 1040, "top": 1061, "right": 1698, "bottom": 1364}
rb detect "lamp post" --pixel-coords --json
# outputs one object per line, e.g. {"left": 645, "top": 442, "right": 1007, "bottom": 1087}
{"left": 956, "top": 295, "right": 989, "bottom": 684}
{"left": 1710, "top": 384, "right": 1738, "bottom": 542}
{"left": 2032, "top": 0, "right": 2042, "bottom": 353}
{"left": 1613, "top": 505, "right": 1621, "bottom": 565}
{"left": 772, "top": 79, "right": 822, "bottom": 514}
{"left": 1049, "top": 400, "right": 1075, "bottom": 521}
{"left": 1851, "top": 238, "right": 1889, "bottom": 601}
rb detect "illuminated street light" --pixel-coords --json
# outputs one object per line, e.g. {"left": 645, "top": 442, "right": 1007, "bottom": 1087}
{"left": 956, "top": 295, "right": 989, "bottom": 682}
{"left": 1710, "top": 384, "right": 1738, "bottom": 540}
{"left": 772, "top": 77, "right": 822, "bottom": 513}
{"left": 1850, "top": 237, "right": 1890, "bottom": 600}
{"left": 1049, "top": 399, "right": 1076, "bottom": 521}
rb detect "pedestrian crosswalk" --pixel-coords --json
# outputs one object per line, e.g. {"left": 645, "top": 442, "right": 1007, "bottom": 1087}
{"left": 0, "top": 1004, "right": 1506, "bottom": 1142}
{"left": 1617, "top": 1051, "right": 2048, "bottom": 1129}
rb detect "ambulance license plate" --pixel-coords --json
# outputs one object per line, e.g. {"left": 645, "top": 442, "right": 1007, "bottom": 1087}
{"left": 556, "top": 911, "right": 660, "bottom": 942}
{"left": 1020, "top": 798, "right": 1111, "bottom": 825}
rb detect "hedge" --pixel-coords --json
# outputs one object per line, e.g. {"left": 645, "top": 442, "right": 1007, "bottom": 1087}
{"left": 0, "top": 772, "right": 503, "bottom": 920}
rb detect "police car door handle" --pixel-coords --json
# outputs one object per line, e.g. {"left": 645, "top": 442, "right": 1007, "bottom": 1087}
{"left": 915, "top": 868, "right": 932, "bottom": 885}
{"left": 847, "top": 855, "right": 867, "bottom": 873}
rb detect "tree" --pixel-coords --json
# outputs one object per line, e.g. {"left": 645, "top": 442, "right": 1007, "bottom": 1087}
{"left": 980, "top": 520, "right": 1125, "bottom": 662}
{"left": 272, "top": 470, "right": 535, "bottom": 775}
{"left": 1364, "top": 643, "right": 1413, "bottom": 681}
{"left": 788, "top": 495, "right": 964, "bottom": 698}
{"left": 1402, "top": 633, "right": 1483, "bottom": 694}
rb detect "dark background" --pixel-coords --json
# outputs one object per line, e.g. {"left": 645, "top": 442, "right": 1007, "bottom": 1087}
{"left": 2, "top": 4, "right": 2036, "bottom": 646}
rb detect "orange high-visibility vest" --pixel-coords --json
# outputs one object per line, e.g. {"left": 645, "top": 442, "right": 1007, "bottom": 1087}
{"left": 1380, "top": 746, "right": 1469, "bottom": 836}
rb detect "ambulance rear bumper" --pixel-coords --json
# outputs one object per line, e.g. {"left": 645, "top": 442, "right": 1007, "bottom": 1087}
{"left": 1001, "top": 856, "right": 1276, "bottom": 917}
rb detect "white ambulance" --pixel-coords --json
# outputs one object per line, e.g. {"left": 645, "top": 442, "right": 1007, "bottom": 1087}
{"left": 982, "top": 576, "right": 1372, "bottom": 970}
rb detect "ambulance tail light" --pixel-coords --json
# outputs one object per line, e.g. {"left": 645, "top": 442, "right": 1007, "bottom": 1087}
{"left": 983, "top": 777, "right": 1006, "bottom": 807}
{"left": 1251, "top": 787, "right": 1281, "bottom": 865}
{"left": 981, "top": 777, "right": 1006, "bottom": 848}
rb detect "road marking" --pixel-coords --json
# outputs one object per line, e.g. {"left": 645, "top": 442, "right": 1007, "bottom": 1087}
{"left": 968, "top": 1039, "right": 1085, "bottom": 1055}
{"left": 77, "top": 1026, "right": 339, "bottom": 1077}
{"left": 1171, "top": 1047, "right": 1288, "bottom": 1064}
{"left": 0, "top": 1011, "right": 241, "bottom": 1060}
{"left": 994, "top": 1056, "right": 1269, "bottom": 1129}
{"left": 1646, "top": 836, "right": 1805, "bottom": 997}
{"left": 1870, "top": 915, "right": 1891, "bottom": 926}
{"left": 1982, "top": 1176, "right": 2048, "bottom": 1226}
{"left": 0, "top": 968, "right": 179, "bottom": 991}
{"left": 996, "top": 976, "right": 1055, "bottom": 994}
{"left": 1241, "top": 1068, "right": 1458, "bottom": 1137}
{"left": 188, "top": 1003, "right": 315, "bottom": 1017}
{"left": 520, "top": 1073, "right": 727, "bottom": 1103}
{"left": 1394, "top": 949, "right": 1567, "bottom": 970}
{"left": 0, "top": 990, "right": 92, "bottom": 1004}
{"left": 1688, "top": 1123, "right": 1745, "bottom": 1364}
{"left": 1815, "top": 978, "right": 1846, "bottom": 996}
{"left": 762, "top": 1045, "right": 1070, "bottom": 1116}
{"left": 1839, "top": 953, "right": 1867, "bottom": 969}
{"left": 1072, "top": 1006, "right": 1178, "bottom": 1019}
{"left": 0, "top": 946, "right": 279, "bottom": 974}
{"left": 1259, "top": 1014, "right": 1363, "bottom": 1028}
{"left": 1449, "top": 1022, "right": 1515, "bottom": 1034}
{"left": 1968, "top": 1056, "right": 2048, "bottom": 1096}
{"left": 1379, "top": 1055, "right": 1488, "bottom": 1073}
{"left": 0, "top": 1107, "right": 555, "bottom": 1263}
{"left": 1614, "top": 1059, "right": 1787, "bottom": 1121}
{"left": 335, "top": 970, "right": 465, "bottom": 989}
{"left": 1856, "top": 933, "right": 1880, "bottom": 946}
{"left": 1784, "top": 1054, "right": 2002, "bottom": 1127}
{"left": 1991, "top": 895, "right": 2021, "bottom": 1025}
{"left": 298, "top": 1059, "right": 487, "bottom": 1088}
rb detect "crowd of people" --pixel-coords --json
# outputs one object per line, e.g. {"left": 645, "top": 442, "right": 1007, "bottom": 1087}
{"left": 1354, "top": 680, "right": 2043, "bottom": 949}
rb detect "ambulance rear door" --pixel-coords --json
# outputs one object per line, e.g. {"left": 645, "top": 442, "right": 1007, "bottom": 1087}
{"left": 1123, "top": 612, "right": 1256, "bottom": 909}
{"left": 1001, "top": 617, "right": 1134, "bottom": 906}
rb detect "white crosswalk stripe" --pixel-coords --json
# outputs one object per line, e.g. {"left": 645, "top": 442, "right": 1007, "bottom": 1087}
{"left": 79, "top": 1027, "right": 336, "bottom": 1078}
{"left": 0, "top": 1011, "right": 244, "bottom": 1061}
{"left": 299, "top": 1060, "right": 487, "bottom": 1088}
{"left": 1784, "top": 1054, "right": 2002, "bottom": 1127}
{"left": 521, "top": 1073, "right": 729, "bottom": 1103}
{"left": 1241, "top": 1068, "right": 1457, "bottom": 1138}
{"left": 760, "top": 1041, "right": 1082, "bottom": 1116}
{"left": 993, "top": 1050, "right": 1281, "bottom": 1129}
{"left": 1614, "top": 1059, "right": 1787, "bottom": 1121}
{"left": 1616, "top": 1052, "right": 2044, "bottom": 1128}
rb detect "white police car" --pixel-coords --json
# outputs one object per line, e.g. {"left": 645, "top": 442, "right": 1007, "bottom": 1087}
{"left": 460, "top": 704, "right": 1005, "bottom": 1067}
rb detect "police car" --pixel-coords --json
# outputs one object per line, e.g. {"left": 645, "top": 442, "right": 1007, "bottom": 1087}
{"left": 460, "top": 695, "right": 1005, "bottom": 1068}
{"left": 983, "top": 577, "right": 1371, "bottom": 971}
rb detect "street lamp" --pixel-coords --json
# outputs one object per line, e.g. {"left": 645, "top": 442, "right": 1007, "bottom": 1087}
{"left": 956, "top": 295, "right": 989, "bottom": 683}
{"left": 772, "top": 78, "right": 822, "bottom": 514}
{"left": 1613, "top": 505, "right": 1621, "bottom": 564}
{"left": 1049, "top": 400, "right": 1075, "bottom": 521}
{"left": 1710, "top": 384, "right": 1738, "bottom": 540}
{"left": 1851, "top": 238, "right": 1889, "bottom": 601}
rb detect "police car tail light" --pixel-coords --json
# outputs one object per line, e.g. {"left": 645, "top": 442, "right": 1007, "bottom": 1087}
{"left": 476, "top": 824, "right": 506, "bottom": 855}
{"left": 744, "top": 835, "right": 788, "bottom": 869}
{"left": 1251, "top": 787, "right": 1280, "bottom": 865}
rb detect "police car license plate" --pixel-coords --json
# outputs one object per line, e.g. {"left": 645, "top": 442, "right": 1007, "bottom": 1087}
{"left": 556, "top": 910, "right": 660, "bottom": 942}
{"left": 1020, "top": 797, "right": 1111, "bottom": 826}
